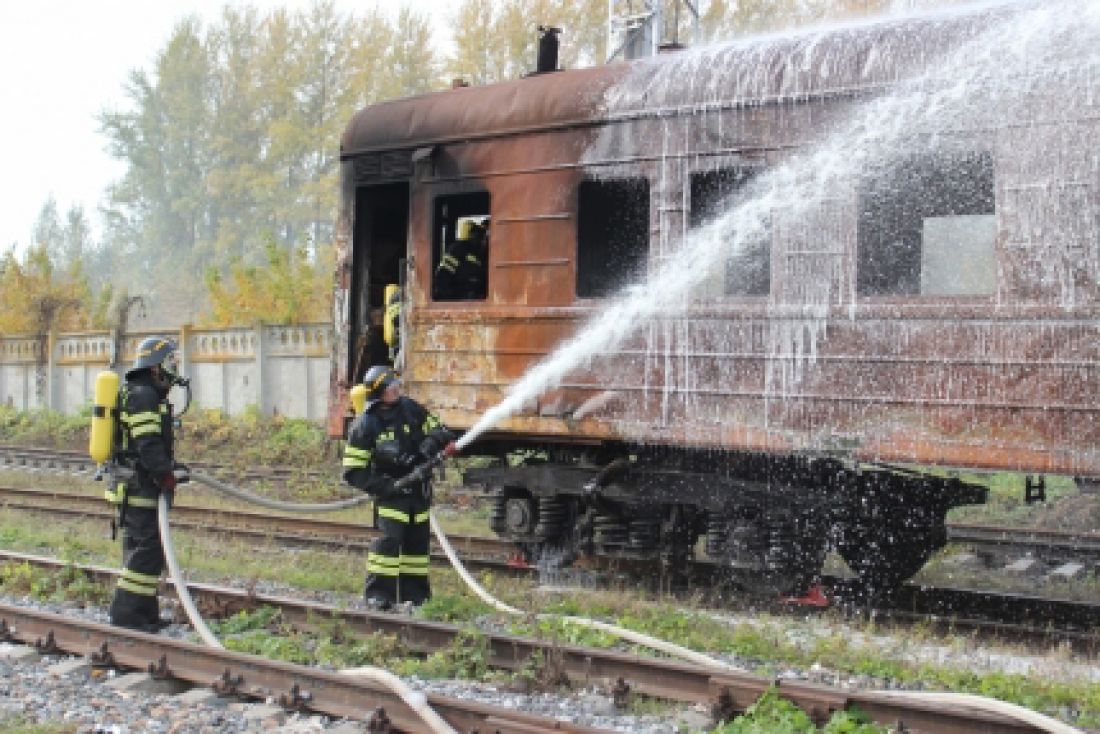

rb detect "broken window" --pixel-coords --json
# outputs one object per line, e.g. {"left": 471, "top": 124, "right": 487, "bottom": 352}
{"left": 576, "top": 178, "right": 650, "bottom": 298}
{"left": 689, "top": 168, "right": 770, "bottom": 297}
{"left": 432, "top": 192, "right": 490, "bottom": 301}
{"left": 858, "top": 151, "right": 996, "bottom": 296}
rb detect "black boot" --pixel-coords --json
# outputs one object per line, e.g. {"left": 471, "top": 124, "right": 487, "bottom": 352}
{"left": 109, "top": 589, "right": 162, "bottom": 632}
{"left": 363, "top": 573, "right": 396, "bottom": 611}
{"left": 400, "top": 575, "right": 431, "bottom": 607}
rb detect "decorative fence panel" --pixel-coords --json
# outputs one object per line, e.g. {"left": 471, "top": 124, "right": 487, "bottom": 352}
{"left": 0, "top": 324, "right": 333, "bottom": 422}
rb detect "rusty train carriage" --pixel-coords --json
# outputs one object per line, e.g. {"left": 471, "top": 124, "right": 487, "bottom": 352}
{"left": 330, "top": 9, "right": 1099, "bottom": 595}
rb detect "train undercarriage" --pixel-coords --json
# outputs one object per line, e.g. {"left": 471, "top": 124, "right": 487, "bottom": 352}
{"left": 465, "top": 445, "right": 988, "bottom": 597}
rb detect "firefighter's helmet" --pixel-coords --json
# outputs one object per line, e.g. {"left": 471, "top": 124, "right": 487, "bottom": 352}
{"left": 363, "top": 365, "right": 400, "bottom": 407}
{"left": 128, "top": 337, "right": 179, "bottom": 380}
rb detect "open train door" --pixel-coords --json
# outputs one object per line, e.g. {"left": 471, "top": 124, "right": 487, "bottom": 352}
{"left": 349, "top": 182, "right": 409, "bottom": 383}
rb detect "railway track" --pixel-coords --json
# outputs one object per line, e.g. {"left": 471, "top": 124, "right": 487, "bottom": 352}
{"left": 3, "top": 444, "right": 1098, "bottom": 574}
{"left": 0, "top": 550, "right": 1071, "bottom": 734}
{"left": 0, "top": 596, "right": 615, "bottom": 733}
{"left": 1, "top": 482, "right": 1098, "bottom": 650}
{"left": 0, "top": 444, "right": 336, "bottom": 486}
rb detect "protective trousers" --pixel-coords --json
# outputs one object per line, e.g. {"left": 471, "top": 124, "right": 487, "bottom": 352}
{"left": 108, "top": 493, "right": 165, "bottom": 630}
{"left": 364, "top": 494, "right": 431, "bottom": 607}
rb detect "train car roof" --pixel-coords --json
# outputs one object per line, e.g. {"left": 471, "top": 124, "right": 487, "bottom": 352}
{"left": 341, "top": 3, "right": 1013, "bottom": 158}
{"left": 340, "top": 64, "right": 624, "bottom": 157}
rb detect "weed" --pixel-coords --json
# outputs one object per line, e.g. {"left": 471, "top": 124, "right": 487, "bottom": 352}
{"left": 316, "top": 631, "right": 407, "bottom": 669}
{"left": 214, "top": 605, "right": 283, "bottom": 635}
{"left": 512, "top": 647, "right": 570, "bottom": 693}
{"left": 415, "top": 629, "right": 492, "bottom": 679}
{"left": 416, "top": 592, "right": 490, "bottom": 623}
{"left": 0, "top": 562, "right": 109, "bottom": 606}
{"left": 710, "top": 688, "right": 888, "bottom": 734}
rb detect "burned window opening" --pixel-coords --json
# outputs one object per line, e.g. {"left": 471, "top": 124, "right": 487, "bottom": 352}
{"left": 432, "top": 192, "right": 490, "bottom": 301}
{"left": 577, "top": 178, "right": 650, "bottom": 298}
{"left": 858, "top": 151, "right": 996, "bottom": 297}
{"left": 689, "top": 168, "right": 770, "bottom": 297}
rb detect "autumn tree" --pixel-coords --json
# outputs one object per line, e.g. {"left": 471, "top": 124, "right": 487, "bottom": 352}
{"left": 203, "top": 238, "right": 332, "bottom": 326}
{"left": 0, "top": 245, "right": 93, "bottom": 334}
{"left": 448, "top": 0, "right": 607, "bottom": 83}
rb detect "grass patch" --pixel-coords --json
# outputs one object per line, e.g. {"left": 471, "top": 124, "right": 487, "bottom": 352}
{"left": 0, "top": 721, "right": 78, "bottom": 734}
{"left": 711, "top": 687, "right": 887, "bottom": 733}
{"left": 948, "top": 472, "right": 1093, "bottom": 529}
{"left": 0, "top": 560, "right": 110, "bottom": 608}
{"left": 0, "top": 406, "right": 89, "bottom": 452}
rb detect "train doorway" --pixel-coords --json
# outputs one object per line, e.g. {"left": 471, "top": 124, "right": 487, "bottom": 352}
{"left": 350, "top": 182, "right": 409, "bottom": 382}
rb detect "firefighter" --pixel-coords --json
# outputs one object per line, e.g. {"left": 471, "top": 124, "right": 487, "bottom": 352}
{"left": 342, "top": 366, "right": 457, "bottom": 610}
{"left": 107, "top": 336, "right": 188, "bottom": 632}
{"left": 433, "top": 217, "right": 488, "bottom": 300}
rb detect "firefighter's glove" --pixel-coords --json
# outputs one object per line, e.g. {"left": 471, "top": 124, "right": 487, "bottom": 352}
{"left": 418, "top": 437, "right": 441, "bottom": 459}
{"left": 442, "top": 441, "right": 459, "bottom": 458}
{"left": 160, "top": 472, "right": 178, "bottom": 492}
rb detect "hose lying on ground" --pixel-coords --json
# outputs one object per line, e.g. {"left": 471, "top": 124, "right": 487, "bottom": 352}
{"left": 179, "top": 470, "right": 1083, "bottom": 734}
{"left": 157, "top": 485, "right": 455, "bottom": 734}
{"left": 428, "top": 513, "right": 1085, "bottom": 734}
{"left": 337, "top": 666, "right": 457, "bottom": 734}
{"left": 427, "top": 512, "right": 739, "bottom": 672}
{"left": 867, "top": 691, "right": 1082, "bottom": 734}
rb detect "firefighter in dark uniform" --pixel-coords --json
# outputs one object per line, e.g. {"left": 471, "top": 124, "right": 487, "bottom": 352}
{"left": 342, "top": 366, "right": 457, "bottom": 609}
{"left": 433, "top": 218, "right": 488, "bottom": 300}
{"left": 107, "top": 337, "right": 187, "bottom": 631}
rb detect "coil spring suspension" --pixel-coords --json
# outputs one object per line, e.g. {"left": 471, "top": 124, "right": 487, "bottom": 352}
{"left": 593, "top": 514, "right": 628, "bottom": 546}
{"left": 705, "top": 514, "right": 728, "bottom": 557}
{"left": 627, "top": 519, "right": 660, "bottom": 550}
{"left": 489, "top": 494, "right": 509, "bottom": 535}
{"left": 534, "top": 496, "right": 567, "bottom": 539}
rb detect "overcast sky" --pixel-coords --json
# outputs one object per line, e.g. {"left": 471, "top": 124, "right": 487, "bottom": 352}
{"left": 0, "top": 0, "right": 461, "bottom": 255}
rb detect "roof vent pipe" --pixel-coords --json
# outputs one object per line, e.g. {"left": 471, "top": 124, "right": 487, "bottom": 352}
{"left": 536, "top": 25, "right": 561, "bottom": 73}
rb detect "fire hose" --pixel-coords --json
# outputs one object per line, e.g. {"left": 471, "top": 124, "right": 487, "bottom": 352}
{"left": 159, "top": 458, "right": 1082, "bottom": 734}
{"left": 158, "top": 472, "right": 456, "bottom": 734}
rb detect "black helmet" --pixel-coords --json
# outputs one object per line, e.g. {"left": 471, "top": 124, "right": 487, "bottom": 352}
{"left": 128, "top": 336, "right": 179, "bottom": 380}
{"left": 363, "top": 365, "right": 399, "bottom": 407}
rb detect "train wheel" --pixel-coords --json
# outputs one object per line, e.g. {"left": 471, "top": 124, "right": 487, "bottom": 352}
{"left": 837, "top": 515, "right": 947, "bottom": 596}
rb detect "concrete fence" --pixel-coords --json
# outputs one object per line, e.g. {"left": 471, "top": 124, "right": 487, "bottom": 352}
{"left": 0, "top": 323, "right": 333, "bottom": 422}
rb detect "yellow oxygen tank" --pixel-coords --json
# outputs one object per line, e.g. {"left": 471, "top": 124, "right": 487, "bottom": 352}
{"left": 349, "top": 384, "right": 368, "bottom": 416}
{"left": 89, "top": 370, "right": 120, "bottom": 464}
{"left": 456, "top": 217, "right": 474, "bottom": 241}
{"left": 383, "top": 284, "right": 401, "bottom": 347}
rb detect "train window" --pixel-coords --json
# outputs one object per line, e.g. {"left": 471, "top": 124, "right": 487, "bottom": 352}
{"left": 577, "top": 178, "right": 650, "bottom": 298}
{"left": 432, "top": 192, "right": 490, "bottom": 301}
{"left": 689, "top": 168, "right": 770, "bottom": 297}
{"left": 858, "top": 151, "right": 995, "bottom": 296}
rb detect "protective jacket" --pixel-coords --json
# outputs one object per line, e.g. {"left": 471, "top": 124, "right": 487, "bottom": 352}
{"left": 342, "top": 395, "right": 453, "bottom": 607}
{"left": 110, "top": 373, "right": 175, "bottom": 505}
{"left": 342, "top": 395, "right": 451, "bottom": 498}
{"left": 107, "top": 370, "right": 175, "bottom": 630}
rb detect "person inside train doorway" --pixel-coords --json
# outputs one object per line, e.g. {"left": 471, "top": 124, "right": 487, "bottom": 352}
{"left": 108, "top": 337, "right": 189, "bottom": 631}
{"left": 342, "top": 366, "right": 458, "bottom": 610}
{"left": 433, "top": 216, "right": 489, "bottom": 300}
